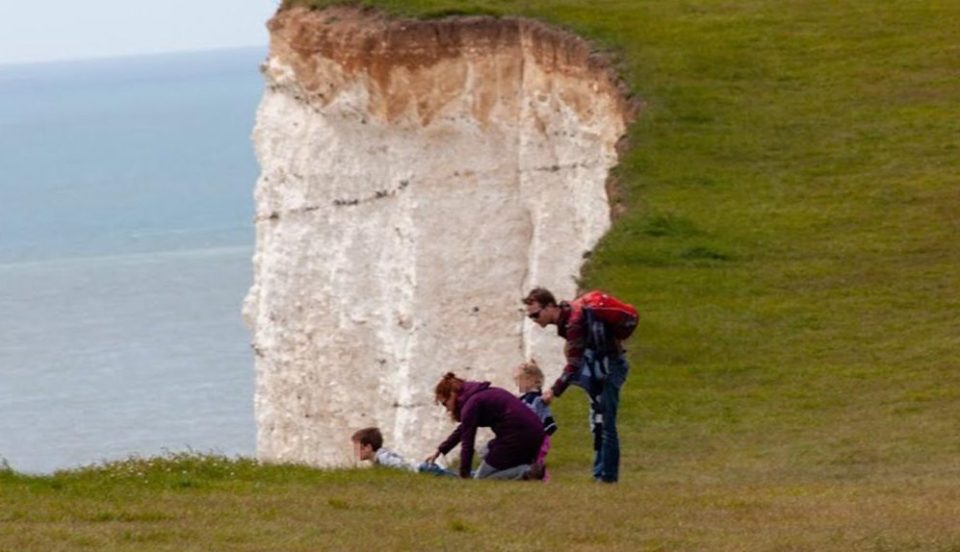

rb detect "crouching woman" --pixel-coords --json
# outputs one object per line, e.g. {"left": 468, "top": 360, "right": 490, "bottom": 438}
{"left": 426, "top": 372, "right": 545, "bottom": 480}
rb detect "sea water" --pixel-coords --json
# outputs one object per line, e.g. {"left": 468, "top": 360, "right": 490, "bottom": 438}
{"left": 0, "top": 47, "right": 264, "bottom": 473}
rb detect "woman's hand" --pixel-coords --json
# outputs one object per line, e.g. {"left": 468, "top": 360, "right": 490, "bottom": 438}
{"left": 425, "top": 450, "right": 441, "bottom": 464}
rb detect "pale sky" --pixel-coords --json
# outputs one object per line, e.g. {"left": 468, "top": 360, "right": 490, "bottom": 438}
{"left": 0, "top": 0, "right": 280, "bottom": 65}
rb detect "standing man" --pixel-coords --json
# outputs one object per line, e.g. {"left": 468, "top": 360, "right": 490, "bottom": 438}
{"left": 523, "top": 287, "right": 635, "bottom": 483}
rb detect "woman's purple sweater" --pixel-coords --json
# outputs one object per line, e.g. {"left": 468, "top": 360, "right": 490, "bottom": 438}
{"left": 437, "top": 381, "right": 546, "bottom": 478}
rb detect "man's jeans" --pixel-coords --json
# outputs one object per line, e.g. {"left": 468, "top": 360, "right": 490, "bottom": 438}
{"left": 587, "top": 354, "right": 629, "bottom": 483}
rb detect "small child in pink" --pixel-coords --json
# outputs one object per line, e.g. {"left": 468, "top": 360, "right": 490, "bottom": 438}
{"left": 514, "top": 360, "right": 557, "bottom": 481}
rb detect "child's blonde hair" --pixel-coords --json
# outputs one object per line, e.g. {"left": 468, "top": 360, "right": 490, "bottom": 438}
{"left": 517, "top": 359, "right": 544, "bottom": 388}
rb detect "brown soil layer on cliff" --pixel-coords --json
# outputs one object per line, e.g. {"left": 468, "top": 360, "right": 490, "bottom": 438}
{"left": 267, "top": 5, "right": 640, "bottom": 125}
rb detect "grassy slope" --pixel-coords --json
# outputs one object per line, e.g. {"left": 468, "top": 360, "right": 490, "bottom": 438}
{"left": 3, "top": 1, "right": 958, "bottom": 550}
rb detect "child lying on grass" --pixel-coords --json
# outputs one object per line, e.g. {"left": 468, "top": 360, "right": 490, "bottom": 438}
{"left": 351, "top": 427, "right": 453, "bottom": 476}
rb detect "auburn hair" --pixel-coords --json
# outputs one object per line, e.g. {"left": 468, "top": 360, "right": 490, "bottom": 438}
{"left": 434, "top": 372, "right": 465, "bottom": 405}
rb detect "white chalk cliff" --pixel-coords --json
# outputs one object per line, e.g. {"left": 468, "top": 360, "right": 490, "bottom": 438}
{"left": 245, "top": 6, "right": 636, "bottom": 467}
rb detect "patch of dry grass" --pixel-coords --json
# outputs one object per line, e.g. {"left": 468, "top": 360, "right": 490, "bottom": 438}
{"left": 2, "top": 458, "right": 959, "bottom": 550}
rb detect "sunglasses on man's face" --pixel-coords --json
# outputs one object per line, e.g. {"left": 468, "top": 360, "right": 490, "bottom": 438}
{"left": 527, "top": 309, "right": 542, "bottom": 320}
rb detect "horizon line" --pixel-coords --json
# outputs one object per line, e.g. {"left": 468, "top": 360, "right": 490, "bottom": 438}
{"left": 0, "top": 44, "right": 268, "bottom": 69}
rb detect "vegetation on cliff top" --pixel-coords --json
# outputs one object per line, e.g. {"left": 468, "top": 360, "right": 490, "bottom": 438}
{"left": 4, "top": 1, "right": 958, "bottom": 550}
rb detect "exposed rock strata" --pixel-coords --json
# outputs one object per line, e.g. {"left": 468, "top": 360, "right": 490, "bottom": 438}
{"left": 246, "top": 6, "right": 637, "bottom": 466}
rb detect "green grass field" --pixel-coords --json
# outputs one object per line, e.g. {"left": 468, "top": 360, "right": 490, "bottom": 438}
{"left": 3, "top": 1, "right": 958, "bottom": 550}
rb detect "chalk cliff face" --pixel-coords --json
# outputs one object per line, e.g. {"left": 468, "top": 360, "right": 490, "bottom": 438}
{"left": 246, "top": 6, "right": 636, "bottom": 466}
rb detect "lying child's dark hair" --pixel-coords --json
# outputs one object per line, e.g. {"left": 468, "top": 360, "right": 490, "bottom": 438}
{"left": 350, "top": 427, "right": 383, "bottom": 451}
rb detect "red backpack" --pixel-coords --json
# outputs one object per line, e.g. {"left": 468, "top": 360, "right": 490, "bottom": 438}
{"left": 579, "top": 290, "right": 638, "bottom": 341}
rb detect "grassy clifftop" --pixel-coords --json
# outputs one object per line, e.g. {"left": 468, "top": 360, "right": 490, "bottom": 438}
{"left": 276, "top": 0, "right": 960, "bottom": 484}
{"left": 3, "top": 1, "right": 958, "bottom": 550}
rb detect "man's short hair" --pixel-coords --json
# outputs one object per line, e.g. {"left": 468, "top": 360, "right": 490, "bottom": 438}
{"left": 351, "top": 427, "right": 383, "bottom": 451}
{"left": 523, "top": 287, "right": 557, "bottom": 307}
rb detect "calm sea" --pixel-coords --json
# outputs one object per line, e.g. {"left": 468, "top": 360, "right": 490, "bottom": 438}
{"left": 0, "top": 47, "right": 265, "bottom": 473}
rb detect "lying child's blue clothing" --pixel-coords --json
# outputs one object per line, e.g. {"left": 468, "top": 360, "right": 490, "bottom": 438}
{"left": 417, "top": 462, "right": 457, "bottom": 477}
{"left": 371, "top": 446, "right": 455, "bottom": 476}
{"left": 373, "top": 447, "right": 418, "bottom": 472}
